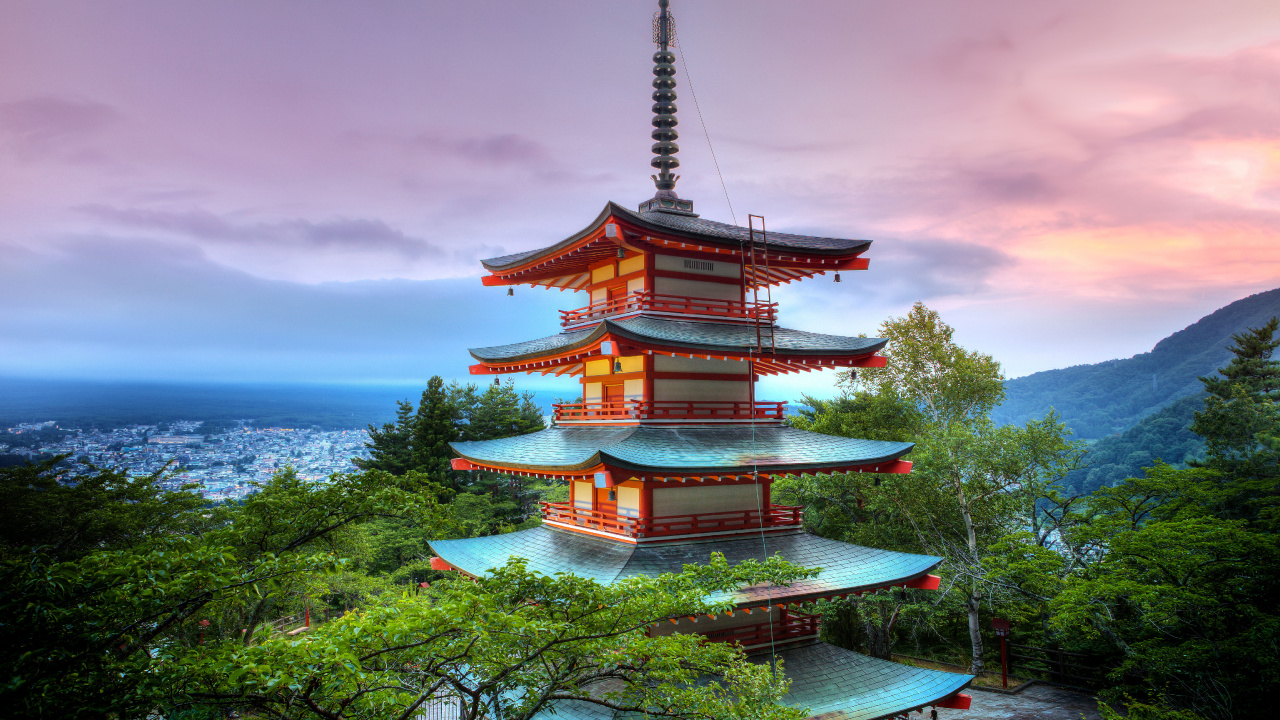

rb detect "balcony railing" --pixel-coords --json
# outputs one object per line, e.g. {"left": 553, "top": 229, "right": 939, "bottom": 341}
{"left": 539, "top": 502, "right": 804, "bottom": 540}
{"left": 560, "top": 291, "right": 778, "bottom": 327}
{"left": 554, "top": 400, "right": 787, "bottom": 424}
{"left": 700, "top": 612, "right": 821, "bottom": 648}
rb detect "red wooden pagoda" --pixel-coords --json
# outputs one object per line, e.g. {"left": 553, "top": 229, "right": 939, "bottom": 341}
{"left": 429, "top": 3, "right": 974, "bottom": 718}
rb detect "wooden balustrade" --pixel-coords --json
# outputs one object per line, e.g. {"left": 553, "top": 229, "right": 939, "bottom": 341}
{"left": 539, "top": 502, "right": 804, "bottom": 539}
{"left": 553, "top": 400, "right": 787, "bottom": 423}
{"left": 560, "top": 291, "right": 778, "bottom": 327}
{"left": 699, "top": 612, "right": 821, "bottom": 648}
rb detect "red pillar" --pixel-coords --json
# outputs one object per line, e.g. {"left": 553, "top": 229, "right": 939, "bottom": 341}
{"left": 1001, "top": 635, "right": 1009, "bottom": 689}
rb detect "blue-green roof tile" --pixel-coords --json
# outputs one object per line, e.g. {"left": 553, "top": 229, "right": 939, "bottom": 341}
{"left": 482, "top": 202, "right": 870, "bottom": 272}
{"left": 428, "top": 527, "right": 941, "bottom": 606}
{"left": 451, "top": 426, "right": 912, "bottom": 474}
{"left": 527, "top": 642, "right": 971, "bottom": 720}
{"left": 469, "top": 316, "right": 886, "bottom": 363}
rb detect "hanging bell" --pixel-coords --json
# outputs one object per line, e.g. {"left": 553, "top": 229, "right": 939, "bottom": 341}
{"left": 833, "top": 272, "right": 841, "bottom": 283}
{"left": 617, "top": 247, "right": 626, "bottom": 259}
{"left": 613, "top": 358, "right": 623, "bottom": 373}
{"left": 493, "top": 377, "right": 500, "bottom": 386}
{"left": 507, "top": 287, "right": 514, "bottom": 296}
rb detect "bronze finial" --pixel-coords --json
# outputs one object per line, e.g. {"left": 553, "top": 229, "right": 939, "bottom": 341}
{"left": 650, "top": 0, "right": 679, "bottom": 193}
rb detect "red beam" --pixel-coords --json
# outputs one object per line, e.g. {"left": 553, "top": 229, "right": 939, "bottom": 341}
{"left": 936, "top": 694, "right": 972, "bottom": 710}
{"left": 849, "top": 354, "right": 887, "bottom": 368}
{"left": 905, "top": 574, "right": 941, "bottom": 591}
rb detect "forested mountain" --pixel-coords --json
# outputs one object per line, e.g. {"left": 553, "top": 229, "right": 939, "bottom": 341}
{"left": 993, "top": 287, "right": 1280, "bottom": 439}
{"left": 1060, "top": 392, "right": 1205, "bottom": 495}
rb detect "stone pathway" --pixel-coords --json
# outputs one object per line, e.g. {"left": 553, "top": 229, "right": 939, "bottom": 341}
{"left": 943, "top": 684, "right": 1101, "bottom": 720}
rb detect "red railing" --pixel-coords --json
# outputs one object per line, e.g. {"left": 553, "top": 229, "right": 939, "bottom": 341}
{"left": 700, "top": 612, "right": 821, "bottom": 648}
{"left": 553, "top": 400, "right": 787, "bottom": 423}
{"left": 539, "top": 502, "right": 804, "bottom": 539}
{"left": 560, "top": 291, "right": 778, "bottom": 327}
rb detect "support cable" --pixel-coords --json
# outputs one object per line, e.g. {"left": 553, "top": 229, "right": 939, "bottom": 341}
{"left": 676, "top": 41, "right": 737, "bottom": 225}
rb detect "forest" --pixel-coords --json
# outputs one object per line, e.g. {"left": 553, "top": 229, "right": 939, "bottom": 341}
{"left": 993, "top": 287, "right": 1280, "bottom": 440}
{"left": 2, "top": 305, "right": 1277, "bottom": 720}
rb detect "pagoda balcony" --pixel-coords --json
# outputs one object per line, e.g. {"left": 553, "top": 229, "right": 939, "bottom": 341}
{"left": 560, "top": 291, "right": 778, "bottom": 329}
{"left": 539, "top": 502, "right": 804, "bottom": 541}
{"left": 699, "top": 612, "right": 821, "bottom": 649}
{"left": 553, "top": 400, "right": 787, "bottom": 425}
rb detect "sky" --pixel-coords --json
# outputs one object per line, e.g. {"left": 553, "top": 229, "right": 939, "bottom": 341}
{"left": 2, "top": 0, "right": 1279, "bottom": 400}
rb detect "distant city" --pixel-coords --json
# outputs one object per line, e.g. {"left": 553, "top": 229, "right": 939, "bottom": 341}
{"left": 3, "top": 420, "right": 370, "bottom": 501}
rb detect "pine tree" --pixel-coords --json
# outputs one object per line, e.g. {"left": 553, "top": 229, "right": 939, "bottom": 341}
{"left": 353, "top": 399, "right": 415, "bottom": 475}
{"left": 1190, "top": 317, "right": 1280, "bottom": 523}
{"left": 410, "top": 376, "right": 462, "bottom": 489}
{"left": 466, "top": 381, "right": 545, "bottom": 441}
{"left": 1199, "top": 317, "right": 1280, "bottom": 400}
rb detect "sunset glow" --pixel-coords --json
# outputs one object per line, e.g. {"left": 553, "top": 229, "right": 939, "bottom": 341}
{"left": 1, "top": 0, "right": 1278, "bottom": 385}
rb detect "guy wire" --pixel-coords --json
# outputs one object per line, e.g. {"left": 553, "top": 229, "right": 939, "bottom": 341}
{"left": 677, "top": 41, "right": 737, "bottom": 225}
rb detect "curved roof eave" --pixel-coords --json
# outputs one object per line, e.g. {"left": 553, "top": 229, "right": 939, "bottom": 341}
{"left": 481, "top": 203, "right": 615, "bottom": 272}
{"left": 467, "top": 317, "right": 889, "bottom": 364}
{"left": 480, "top": 201, "right": 873, "bottom": 273}
{"left": 448, "top": 427, "right": 915, "bottom": 476}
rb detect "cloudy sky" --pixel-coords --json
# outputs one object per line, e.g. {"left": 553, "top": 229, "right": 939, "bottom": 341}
{"left": 2, "top": 0, "right": 1278, "bottom": 398}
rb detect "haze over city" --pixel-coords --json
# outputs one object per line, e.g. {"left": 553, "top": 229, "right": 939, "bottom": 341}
{"left": 2, "top": 0, "right": 1278, "bottom": 398}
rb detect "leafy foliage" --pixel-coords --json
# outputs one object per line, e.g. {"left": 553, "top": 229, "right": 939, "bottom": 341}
{"left": 356, "top": 376, "right": 547, "bottom": 534}
{"left": 0, "top": 453, "right": 816, "bottom": 720}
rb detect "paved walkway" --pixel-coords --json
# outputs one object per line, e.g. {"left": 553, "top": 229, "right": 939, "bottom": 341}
{"left": 944, "top": 684, "right": 1101, "bottom": 720}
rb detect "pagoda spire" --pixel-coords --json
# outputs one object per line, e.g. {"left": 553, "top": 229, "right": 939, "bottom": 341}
{"left": 641, "top": 1, "right": 694, "bottom": 214}
{"left": 650, "top": 0, "right": 679, "bottom": 194}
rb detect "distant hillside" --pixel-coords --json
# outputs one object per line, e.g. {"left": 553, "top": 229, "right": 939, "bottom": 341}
{"left": 1060, "top": 393, "right": 1206, "bottom": 495}
{"left": 992, "top": 287, "right": 1280, "bottom": 439}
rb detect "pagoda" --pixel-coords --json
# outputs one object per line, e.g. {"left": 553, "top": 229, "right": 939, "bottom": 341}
{"left": 429, "top": 2, "right": 974, "bottom": 718}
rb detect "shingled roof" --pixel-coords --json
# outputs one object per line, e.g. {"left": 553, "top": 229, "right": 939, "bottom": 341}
{"left": 450, "top": 425, "right": 913, "bottom": 474}
{"left": 535, "top": 640, "right": 971, "bottom": 720}
{"left": 429, "top": 526, "right": 940, "bottom": 606}
{"left": 469, "top": 316, "right": 887, "bottom": 363}
{"left": 481, "top": 202, "right": 872, "bottom": 272}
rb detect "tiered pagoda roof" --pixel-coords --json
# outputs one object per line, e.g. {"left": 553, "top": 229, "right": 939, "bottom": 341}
{"left": 451, "top": 426, "right": 912, "bottom": 478}
{"left": 481, "top": 202, "right": 872, "bottom": 290}
{"left": 430, "top": 527, "right": 940, "bottom": 607}
{"left": 539, "top": 644, "right": 973, "bottom": 720}
{"left": 429, "top": 2, "right": 973, "bottom": 717}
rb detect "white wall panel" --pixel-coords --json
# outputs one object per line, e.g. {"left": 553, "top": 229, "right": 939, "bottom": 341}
{"left": 654, "top": 379, "right": 750, "bottom": 402}
{"left": 652, "top": 484, "right": 763, "bottom": 517}
{"left": 654, "top": 355, "right": 749, "bottom": 374}
{"left": 654, "top": 276, "right": 741, "bottom": 301}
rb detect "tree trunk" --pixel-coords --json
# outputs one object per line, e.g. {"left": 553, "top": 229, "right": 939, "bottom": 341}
{"left": 957, "top": 485, "right": 984, "bottom": 675}
{"left": 966, "top": 591, "right": 984, "bottom": 675}
{"left": 864, "top": 616, "right": 893, "bottom": 660}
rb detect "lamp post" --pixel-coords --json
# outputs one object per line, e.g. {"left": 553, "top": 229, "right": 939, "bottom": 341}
{"left": 991, "top": 617, "right": 1011, "bottom": 689}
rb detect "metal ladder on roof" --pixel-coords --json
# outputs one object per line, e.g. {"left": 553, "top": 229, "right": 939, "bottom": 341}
{"left": 746, "top": 214, "right": 776, "bottom": 354}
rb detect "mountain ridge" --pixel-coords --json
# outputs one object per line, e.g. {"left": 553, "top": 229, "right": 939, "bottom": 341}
{"left": 992, "top": 287, "right": 1280, "bottom": 439}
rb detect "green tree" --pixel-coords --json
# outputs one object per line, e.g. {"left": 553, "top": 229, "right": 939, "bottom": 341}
{"left": 176, "top": 555, "right": 816, "bottom": 720}
{"left": 848, "top": 302, "right": 1005, "bottom": 427}
{"left": 1190, "top": 317, "right": 1280, "bottom": 523}
{"left": 785, "top": 303, "right": 1080, "bottom": 673}
{"left": 1042, "top": 321, "right": 1280, "bottom": 717}
{"left": 1049, "top": 464, "right": 1280, "bottom": 718}
{"left": 1, "top": 454, "right": 817, "bottom": 720}
{"left": 0, "top": 465, "right": 449, "bottom": 719}
{"left": 354, "top": 398, "right": 416, "bottom": 475}
{"left": 412, "top": 376, "right": 463, "bottom": 488}
{"left": 0, "top": 456, "right": 204, "bottom": 563}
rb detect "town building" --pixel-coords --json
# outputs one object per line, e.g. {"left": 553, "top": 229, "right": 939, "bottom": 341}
{"left": 428, "top": 3, "right": 974, "bottom": 717}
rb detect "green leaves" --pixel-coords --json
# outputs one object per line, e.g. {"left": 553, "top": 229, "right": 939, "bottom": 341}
{"left": 846, "top": 302, "right": 1005, "bottom": 428}
{"left": 178, "top": 556, "right": 811, "bottom": 720}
